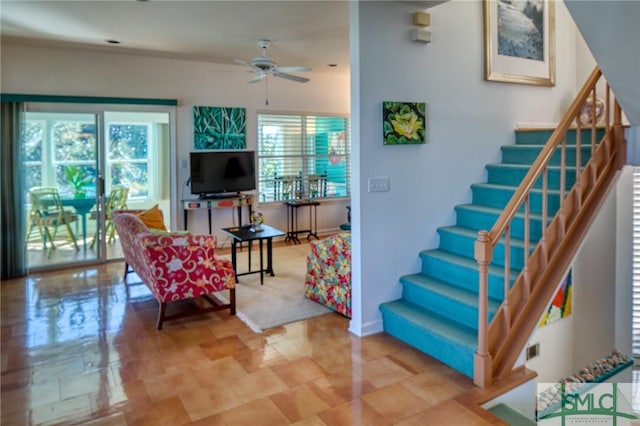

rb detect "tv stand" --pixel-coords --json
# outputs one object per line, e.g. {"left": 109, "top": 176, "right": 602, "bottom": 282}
{"left": 183, "top": 193, "right": 253, "bottom": 234}
{"left": 199, "top": 192, "right": 241, "bottom": 200}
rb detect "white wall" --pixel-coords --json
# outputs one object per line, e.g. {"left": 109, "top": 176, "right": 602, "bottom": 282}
{"left": 350, "top": 0, "right": 588, "bottom": 334}
{"left": 572, "top": 179, "right": 618, "bottom": 368}
{"left": 615, "top": 166, "right": 633, "bottom": 357}
{"left": 0, "top": 42, "right": 351, "bottom": 243}
{"left": 526, "top": 315, "right": 575, "bottom": 382}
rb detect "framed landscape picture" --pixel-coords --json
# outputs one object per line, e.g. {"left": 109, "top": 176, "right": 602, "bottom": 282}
{"left": 483, "top": 0, "right": 555, "bottom": 86}
{"left": 193, "top": 106, "right": 246, "bottom": 150}
{"left": 382, "top": 101, "right": 426, "bottom": 145}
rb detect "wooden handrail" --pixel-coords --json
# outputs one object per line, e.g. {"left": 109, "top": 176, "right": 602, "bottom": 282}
{"left": 474, "top": 66, "right": 626, "bottom": 388}
{"left": 486, "top": 67, "right": 602, "bottom": 245}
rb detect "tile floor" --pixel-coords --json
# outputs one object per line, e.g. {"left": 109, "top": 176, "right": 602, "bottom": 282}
{"left": 1, "top": 260, "right": 506, "bottom": 426}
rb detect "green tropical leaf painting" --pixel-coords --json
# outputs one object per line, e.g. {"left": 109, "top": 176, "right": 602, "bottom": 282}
{"left": 382, "top": 101, "right": 427, "bottom": 145}
{"left": 193, "top": 106, "right": 247, "bottom": 150}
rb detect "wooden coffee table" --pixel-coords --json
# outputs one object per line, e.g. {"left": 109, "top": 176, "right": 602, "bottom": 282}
{"left": 221, "top": 224, "right": 285, "bottom": 285}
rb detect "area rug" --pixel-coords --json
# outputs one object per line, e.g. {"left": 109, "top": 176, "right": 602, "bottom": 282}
{"left": 215, "top": 243, "right": 333, "bottom": 332}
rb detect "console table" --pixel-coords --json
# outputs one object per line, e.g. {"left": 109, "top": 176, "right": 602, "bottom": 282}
{"left": 183, "top": 194, "right": 253, "bottom": 234}
{"left": 284, "top": 199, "right": 320, "bottom": 244}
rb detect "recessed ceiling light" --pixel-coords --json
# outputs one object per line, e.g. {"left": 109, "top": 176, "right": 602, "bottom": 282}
{"left": 328, "top": 64, "right": 338, "bottom": 67}
{"left": 105, "top": 39, "right": 121, "bottom": 45}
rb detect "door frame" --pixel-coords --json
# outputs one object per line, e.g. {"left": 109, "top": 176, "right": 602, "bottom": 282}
{"left": 21, "top": 98, "right": 177, "bottom": 272}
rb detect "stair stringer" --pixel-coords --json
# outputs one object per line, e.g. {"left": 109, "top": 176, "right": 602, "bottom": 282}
{"left": 485, "top": 136, "right": 622, "bottom": 382}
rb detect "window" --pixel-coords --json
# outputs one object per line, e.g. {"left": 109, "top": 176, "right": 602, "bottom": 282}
{"left": 21, "top": 112, "right": 160, "bottom": 200}
{"left": 257, "top": 113, "right": 350, "bottom": 202}
{"left": 21, "top": 114, "right": 100, "bottom": 197}
{"left": 52, "top": 120, "right": 97, "bottom": 195}
{"left": 109, "top": 123, "right": 151, "bottom": 198}
{"left": 22, "top": 119, "right": 45, "bottom": 193}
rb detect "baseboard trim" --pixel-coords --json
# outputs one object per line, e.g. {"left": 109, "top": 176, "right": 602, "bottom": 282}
{"left": 348, "top": 318, "right": 383, "bottom": 337}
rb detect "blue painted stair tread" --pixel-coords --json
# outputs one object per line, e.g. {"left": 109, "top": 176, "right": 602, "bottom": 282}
{"left": 515, "top": 128, "right": 605, "bottom": 145}
{"left": 488, "top": 403, "right": 536, "bottom": 426}
{"left": 380, "top": 299, "right": 476, "bottom": 378}
{"left": 437, "top": 225, "right": 534, "bottom": 270}
{"left": 486, "top": 163, "right": 577, "bottom": 189}
{"left": 419, "top": 249, "right": 518, "bottom": 301}
{"left": 454, "top": 204, "right": 546, "bottom": 241}
{"left": 379, "top": 128, "right": 599, "bottom": 380}
{"left": 501, "top": 144, "right": 593, "bottom": 166}
{"left": 471, "top": 182, "right": 561, "bottom": 214}
{"left": 399, "top": 273, "right": 501, "bottom": 330}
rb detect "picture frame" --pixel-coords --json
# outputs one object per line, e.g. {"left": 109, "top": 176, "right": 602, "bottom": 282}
{"left": 193, "top": 106, "right": 246, "bottom": 150}
{"left": 483, "top": 0, "right": 555, "bottom": 86}
{"left": 382, "top": 101, "right": 427, "bottom": 145}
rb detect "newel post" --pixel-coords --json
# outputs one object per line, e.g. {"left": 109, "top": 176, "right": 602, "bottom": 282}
{"left": 474, "top": 230, "right": 493, "bottom": 388}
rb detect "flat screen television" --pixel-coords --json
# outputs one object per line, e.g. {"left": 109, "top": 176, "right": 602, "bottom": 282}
{"left": 190, "top": 151, "right": 256, "bottom": 198}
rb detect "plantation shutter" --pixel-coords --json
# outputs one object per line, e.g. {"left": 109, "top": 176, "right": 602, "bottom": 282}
{"left": 632, "top": 167, "right": 640, "bottom": 356}
{"left": 257, "top": 113, "right": 350, "bottom": 202}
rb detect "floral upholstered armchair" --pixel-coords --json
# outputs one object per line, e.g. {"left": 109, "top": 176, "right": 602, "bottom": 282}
{"left": 113, "top": 210, "right": 236, "bottom": 329}
{"left": 304, "top": 232, "right": 351, "bottom": 318}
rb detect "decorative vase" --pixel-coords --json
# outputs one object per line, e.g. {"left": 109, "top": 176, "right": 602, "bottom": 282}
{"left": 251, "top": 211, "right": 264, "bottom": 231}
{"left": 578, "top": 96, "right": 605, "bottom": 126}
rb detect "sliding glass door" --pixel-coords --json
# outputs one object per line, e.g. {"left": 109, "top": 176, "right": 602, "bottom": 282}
{"left": 23, "top": 111, "right": 101, "bottom": 269}
{"left": 21, "top": 103, "right": 174, "bottom": 271}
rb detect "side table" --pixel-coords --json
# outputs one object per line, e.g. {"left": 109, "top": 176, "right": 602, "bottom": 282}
{"left": 284, "top": 199, "right": 320, "bottom": 244}
{"left": 220, "top": 224, "right": 285, "bottom": 285}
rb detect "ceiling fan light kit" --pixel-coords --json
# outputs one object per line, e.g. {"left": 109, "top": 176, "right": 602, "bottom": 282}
{"left": 235, "top": 39, "right": 312, "bottom": 84}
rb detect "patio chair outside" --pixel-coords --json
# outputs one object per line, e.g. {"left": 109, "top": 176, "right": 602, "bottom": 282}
{"left": 90, "top": 186, "right": 129, "bottom": 249}
{"left": 26, "top": 186, "right": 80, "bottom": 257}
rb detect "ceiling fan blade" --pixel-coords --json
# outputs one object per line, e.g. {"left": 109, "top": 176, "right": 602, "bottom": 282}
{"left": 234, "top": 59, "right": 252, "bottom": 67}
{"left": 249, "top": 72, "right": 266, "bottom": 83}
{"left": 274, "top": 66, "right": 311, "bottom": 73}
{"left": 272, "top": 71, "right": 310, "bottom": 83}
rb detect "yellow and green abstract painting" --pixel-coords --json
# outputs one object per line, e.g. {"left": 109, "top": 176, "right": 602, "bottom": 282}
{"left": 382, "top": 101, "right": 426, "bottom": 145}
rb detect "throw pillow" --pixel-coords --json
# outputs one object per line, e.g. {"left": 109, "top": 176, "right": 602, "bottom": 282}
{"left": 136, "top": 205, "right": 167, "bottom": 231}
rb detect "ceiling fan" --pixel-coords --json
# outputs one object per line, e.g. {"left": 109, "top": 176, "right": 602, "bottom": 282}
{"left": 235, "top": 39, "right": 311, "bottom": 84}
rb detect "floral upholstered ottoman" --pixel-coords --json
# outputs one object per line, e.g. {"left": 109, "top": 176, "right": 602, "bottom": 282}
{"left": 304, "top": 232, "right": 351, "bottom": 318}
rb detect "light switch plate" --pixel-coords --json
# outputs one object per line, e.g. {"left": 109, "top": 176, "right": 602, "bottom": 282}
{"left": 368, "top": 176, "right": 390, "bottom": 193}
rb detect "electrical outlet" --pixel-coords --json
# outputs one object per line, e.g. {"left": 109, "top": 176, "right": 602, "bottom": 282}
{"left": 368, "top": 176, "right": 390, "bottom": 193}
{"left": 526, "top": 342, "right": 540, "bottom": 360}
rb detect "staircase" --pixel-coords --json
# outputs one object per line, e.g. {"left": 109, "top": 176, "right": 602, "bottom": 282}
{"left": 380, "top": 67, "right": 626, "bottom": 387}
{"left": 380, "top": 128, "right": 597, "bottom": 378}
